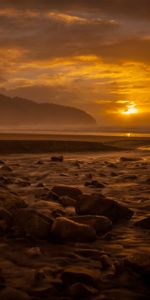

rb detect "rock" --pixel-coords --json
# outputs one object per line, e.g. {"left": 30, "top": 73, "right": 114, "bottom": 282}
{"left": 0, "top": 207, "right": 12, "bottom": 233}
{"left": 0, "top": 165, "right": 13, "bottom": 173}
{"left": 76, "top": 194, "right": 133, "bottom": 222}
{"left": 31, "top": 200, "right": 64, "bottom": 217}
{"left": 13, "top": 208, "right": 54, "bottom": 239}
{"left": 0, "top": 176, "right": 13, "bottom": 185}
{"left": 51, "top": 185, "right": 82, "bottom": 200}
{"left": 26, "top": 247, "right": 42, "bottom": 257}
{"left": 59, "top": 196, "right": 76, "bottom": 207}
{"left": 0, "top": 288, "right": 30, "bottom": 300}
{"left": 107, "top": 163, "right": 117, "bottom": 168}
{"left": 67, "top": 282, "right": 98, "bottom": 298}
{"left": 84, "top": 180, "right": 105, "bottom": 188}
{"left": 61, "top": 266, "right": 101, "bottom": 287}
{"left": 0, "top": 189, "right": 27, "bottom": 212}
{"left": 134, "top": 216, "right": 150, "bottom": 229}
{"left": 71, "top": 215, "right": 112, "bottom": 234}
{"left": 0, "top": 269, "right": 5, "bottom": 288}
{"left": 51, "top": 155, "right": 64, "bottom": 162}
{"left": 125, "top": 254, "right": 150, "bottom": 284}
{"left": 51, "top": 217, "right": 96, "bottom": 243}
{"left": 120, "top": 157, "right": 141, "bottom": 162}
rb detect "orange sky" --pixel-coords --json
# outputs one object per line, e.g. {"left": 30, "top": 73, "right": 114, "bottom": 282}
{"left": 0, "top": 0, "right": 150, "bottom": 127}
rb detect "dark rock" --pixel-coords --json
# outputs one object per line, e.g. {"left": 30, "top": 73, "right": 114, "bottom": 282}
{"left": 84, "top": 180, "right": 105, "bottom": 188}
{"left": 0, "top": 288, "right": 31, "bottom": 300}
{"left": 61, "top": 266, "right": 101, "bottom": 287}
{"left": 71, "top": 215, "right": 112, "bottom": 234}
{"left": 0, "top": 189, "right": 27, "bottom": 212}
{"left": 107, "top": 163, "right": 117, "bottom": 168}
{"left": 125, "top": 254, "right": 150, "bottom": 284}
{"left": 0, "top": 207, "right": 12, "bottom": 233}
{"left": 51, "top": 217, "right": 96, "bottom": 243}
{"left": 0, "top": 176, "right": 13, "bottom": 185}
{"left": 51, "top": 185, "right": 82, "bottom": 200}
{"left": 120, "top": 157, "right": 141, "bottom": 162}
{"left": 67, "top": 282, "right": 98, "bottom": 298}
{"left": 51, "top": 155, "right": 64, "bottom": 162}
{"left": 0, "top": 165, "right": 12, "bottom": 173}
{"left": 13, "top": 208, "right": 54, "bottom": 239}
{"left": 76, "top": 194, "right": 133, "bottom": 222}
{"left": 134, "top": 216, "right": 150, "bottom": 229}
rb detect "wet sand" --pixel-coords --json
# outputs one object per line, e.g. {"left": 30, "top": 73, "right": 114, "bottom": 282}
{"left": 0, "top": 135, "right": 150, "bottom": 299}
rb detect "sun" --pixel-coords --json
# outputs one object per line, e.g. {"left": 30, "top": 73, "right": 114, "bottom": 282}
{"left": 121, "top": 102, "right": 138, "bottom": 116}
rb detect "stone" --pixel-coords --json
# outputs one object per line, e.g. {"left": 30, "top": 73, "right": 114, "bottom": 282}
{"left": 76, "top": 194, "right": 133, "bottom": 222}
{"left": 0, "top": 288, "right": 31, "bottom": 300}
{"left": 0, "top": 165, "right": 12, "bottom": 173}
{"left": 51, "top": 217, "right": 96, "bottom": 243}
{"left": 84, "top": 180, "right": 105, "bottom": 188}
{"left": 51, "top": 185, "right": 82, "bottom": 200}
{"left": 71, "top": 215, "right": 112, "bottom": 234}
{"left": 59, "top": 196, "right": 76, "bottom": 207}
{"left": 134, "top": 216, "right": 150, "bottom": 229}
{"left": 0, "top": 207, "right": 12, "bottom": 233}
{"left": 61, "top": 266, "right": 101, "bottom": 287}
{"left": 13, "top": 208, "right": 54, "bottom": 239}
{"left": 51, "top": 155, "right": 64, "bottom": 162}
{"left": 125, "top": 254, "right": 150, "bottom": 284}
{"left": 67, "top": 282, "right": 98, "bottom": 298}
{"left": 120, "top": 157, "right": 141, "bottom": 162}
{"left": 0, "top": 189, "right": 27, "bottom": 212}
{"left": 26, "top": 247, "right": 42, "bottom": 257}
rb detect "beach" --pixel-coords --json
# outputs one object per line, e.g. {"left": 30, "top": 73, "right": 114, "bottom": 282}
{"left": 0, "top": 134, "right": 150, "bottom": 299}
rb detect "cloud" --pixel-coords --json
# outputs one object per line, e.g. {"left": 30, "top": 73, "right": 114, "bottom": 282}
{"left": 0, "top": 0, "right": 150, "bottom": 20}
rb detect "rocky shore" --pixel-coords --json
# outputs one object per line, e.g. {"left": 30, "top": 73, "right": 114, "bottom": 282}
{"left": 0, "top": 150, "right": 150, "bottom": 299}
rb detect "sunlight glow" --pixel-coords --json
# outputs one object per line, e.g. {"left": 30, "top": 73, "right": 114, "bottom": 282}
{"left": 121, "top": 103, "right": 138, "bottom": 115}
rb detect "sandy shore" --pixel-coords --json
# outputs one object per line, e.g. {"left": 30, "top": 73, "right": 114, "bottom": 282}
{"left": 0, "top": 135, "right": 150, "bottom": 299}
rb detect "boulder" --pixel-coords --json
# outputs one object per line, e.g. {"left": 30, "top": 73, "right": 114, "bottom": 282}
{"left": 134, "top": 216, "right": 150, "bottom": 229}
{"left": 13, "top": 208, "right": 54, "bottom": 239}
{"left": 61, "top": 266, "right": 101, "bottom": 287}
{"left": 76, "top": 194, "right": 133, "bottom": 222}
{"left": 51, "top": 185, "right": 82, "bottom": 200}
{"left": 51, "top": 217, "right": 96, "bottom": 243}
{"left": 0, "top": 189, "right": 27, "bottom": 212}
{"left": 71, "top": 215, "right": 112, "bottom": 234}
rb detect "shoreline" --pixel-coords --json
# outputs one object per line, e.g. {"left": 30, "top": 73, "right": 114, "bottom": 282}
{"left": 0, "top": 133, "right": 150, "bottom": 154}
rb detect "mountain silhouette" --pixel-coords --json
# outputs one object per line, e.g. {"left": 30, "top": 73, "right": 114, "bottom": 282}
{"left": 0, "top": 94, "right": 96, "bottom": 128}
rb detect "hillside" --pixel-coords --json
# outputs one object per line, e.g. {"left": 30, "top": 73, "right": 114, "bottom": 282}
{"left": 0, "top": 94, "right": 96, "bottom": 128}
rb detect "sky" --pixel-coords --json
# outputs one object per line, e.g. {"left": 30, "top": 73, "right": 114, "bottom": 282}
{"left": 0, "top": 0, "right": 150, "bottom": 127}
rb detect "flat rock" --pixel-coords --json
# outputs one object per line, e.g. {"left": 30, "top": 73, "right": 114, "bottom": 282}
{"left": 51, "top": 217, "right": 96, "bottom": 243}
{"left": 76, "top": 194, "right": 133, "bottom": 222}
{"left": 71, "top": 215, "right": 112, "bottom": 234}
{"left": 51, "top": 185, "right": 82, "bottom": 200}
{"left": 134, "top": 216, "right": 150, "bottom": 229}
